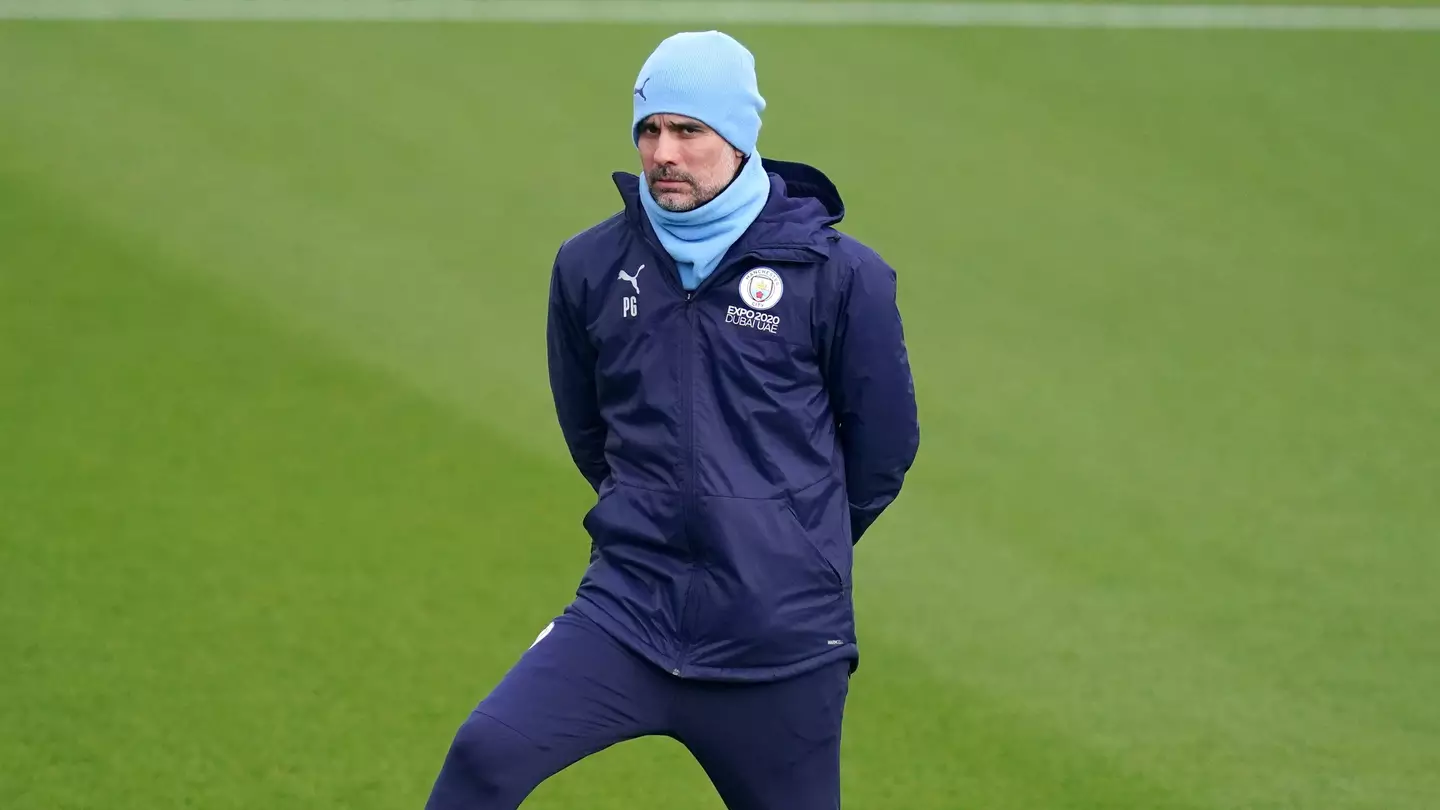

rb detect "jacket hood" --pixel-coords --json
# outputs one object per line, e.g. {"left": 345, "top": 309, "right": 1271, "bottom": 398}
{"left": 757, "top": 158, "right": 845, "bottom": 226}
{"left": 613, "top": 158, "right": 846, "bottom": 256}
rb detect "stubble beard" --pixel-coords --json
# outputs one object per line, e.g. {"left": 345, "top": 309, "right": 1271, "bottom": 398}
{"left": 647, "top": 167, "right": 729, "bottom": 213}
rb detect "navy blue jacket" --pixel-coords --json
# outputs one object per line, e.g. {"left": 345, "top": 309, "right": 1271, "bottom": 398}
{"left": 546, "top": 158, "right": 919, "bottom": 682}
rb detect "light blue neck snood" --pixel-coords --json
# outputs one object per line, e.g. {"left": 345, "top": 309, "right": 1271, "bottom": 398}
{"left": 639, "top": 155, "right": 770, "bottom": 291}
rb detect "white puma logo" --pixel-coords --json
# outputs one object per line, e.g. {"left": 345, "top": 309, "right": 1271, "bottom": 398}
{"left": 618, "top": 264, "right": 643, "bottom": 295}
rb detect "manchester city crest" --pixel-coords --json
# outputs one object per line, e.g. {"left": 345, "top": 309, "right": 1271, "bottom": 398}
{"left": 739, "top": 267, "right": 784, "bottom": 311}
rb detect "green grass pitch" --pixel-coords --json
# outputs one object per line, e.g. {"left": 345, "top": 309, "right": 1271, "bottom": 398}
{"left": 2, "top": 14, "right": 1438, "bottom": 810}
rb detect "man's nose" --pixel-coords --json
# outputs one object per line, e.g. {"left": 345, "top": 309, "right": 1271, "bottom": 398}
{"left": 652, "top": 131, "right": 681, "bottom": 165}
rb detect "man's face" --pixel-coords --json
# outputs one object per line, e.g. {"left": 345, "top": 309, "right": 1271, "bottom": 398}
{"left": 637, "top": 114, "right": 744, "bottom": 213}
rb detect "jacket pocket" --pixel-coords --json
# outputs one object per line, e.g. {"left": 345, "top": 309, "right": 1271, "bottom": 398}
{"left": 582, "top": 481, "right": 686, "bottom": 556}
{"left": 782, "top": 474, "right": 852, "bottom": 590}
{"left": 683, "top": 492, "right": 847, "bottom": 668}
{"left": 694, "top": 493, "right": 841, "bottom": 603}
{"left": 581, "top": 480, "right": 619, "bottom": 543}
{"left": 782, "top": 499, "right": 843, "bottom": 591}
{"left": 576, "top": 481, "right": 691, "bottom": 657}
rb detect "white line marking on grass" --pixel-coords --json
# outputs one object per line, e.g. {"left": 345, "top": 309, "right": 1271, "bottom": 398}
{"left": 1, "top": 1, "right": 1439, "bottom": 31}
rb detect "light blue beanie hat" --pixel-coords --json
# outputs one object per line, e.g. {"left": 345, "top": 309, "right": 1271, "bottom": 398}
{"left": 631, "top": 31, "right": 766, "bottom": 156}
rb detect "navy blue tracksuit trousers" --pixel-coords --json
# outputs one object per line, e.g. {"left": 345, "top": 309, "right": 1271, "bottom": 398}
{"left": 424, "top": 609, "right": 851, "bottom": 809}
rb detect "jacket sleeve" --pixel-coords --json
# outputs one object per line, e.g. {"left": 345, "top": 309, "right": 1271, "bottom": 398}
{"left": 826, "top": 246, "right": 920, "bottom": 544}
{"left": 546, "top": 250, "right": 610, "bottom": 492}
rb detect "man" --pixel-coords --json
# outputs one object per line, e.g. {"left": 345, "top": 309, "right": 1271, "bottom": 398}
{"left": 425, "top": 30, "right": 918, "bottom": 810}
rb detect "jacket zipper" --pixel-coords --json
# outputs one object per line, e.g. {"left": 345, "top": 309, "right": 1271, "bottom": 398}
{"left": 672, "top": 254, "right": 763, "bottom": 676}
{"left": 641, "top": 233, "right": 697, "bottom": 676}
{"left": 675, "top": 289, "right": 699, "bottom": 676}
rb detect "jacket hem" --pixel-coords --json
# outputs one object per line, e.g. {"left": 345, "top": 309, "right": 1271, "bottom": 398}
{"left": 675, "top": 643, "right": 859, "bottom": 683}
{"left": 566, "top": 597, "right": 859, "bottom": 684}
